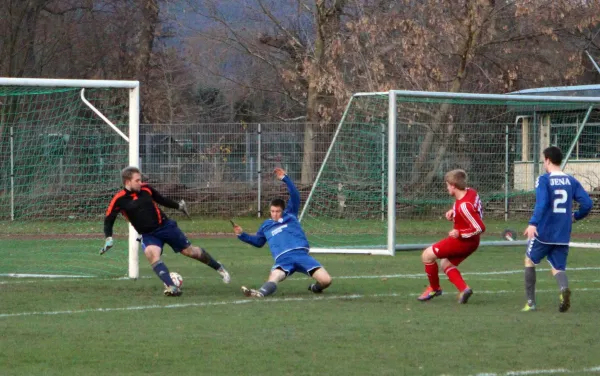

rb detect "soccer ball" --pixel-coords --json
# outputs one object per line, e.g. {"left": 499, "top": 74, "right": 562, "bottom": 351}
{"left": 165, "top": 272, "right": 183, "bottom": 288}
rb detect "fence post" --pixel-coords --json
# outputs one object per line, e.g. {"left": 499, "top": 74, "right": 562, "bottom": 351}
{"left": 257, "top": 123, "right": 262, "bottom": 217}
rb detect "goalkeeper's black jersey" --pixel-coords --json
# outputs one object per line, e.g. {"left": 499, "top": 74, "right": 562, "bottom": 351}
{"left": 104, "top": 184, "right": 179, "bottom": 237}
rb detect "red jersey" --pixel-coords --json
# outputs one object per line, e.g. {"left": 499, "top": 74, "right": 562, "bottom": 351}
{"left": 451, "top": 188, "right": 485, "bottom": 238}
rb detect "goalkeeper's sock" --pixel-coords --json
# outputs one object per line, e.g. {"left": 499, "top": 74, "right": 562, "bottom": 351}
{"left": 525, "top": 266, "right": 536, "bottom": 305}
{"left": 258, "top": 281, "right": 277, "bottom": 297}
{"left": 198, "top": 248, "right": 223, "bottom": 270}
{"left": 424, "top": 262, "right": 440, "bottom": 290}
{"left": 444, "top": 266, "right": 468, "bottom": 292}
{"left": 152, "top": 260, "right": 174, "bottom": 286}
{"left": 554, "top": 271, "right": 568, "bottom": 291}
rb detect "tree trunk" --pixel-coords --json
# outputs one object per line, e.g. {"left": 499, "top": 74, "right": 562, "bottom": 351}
{"left": 408, "top": 1, "right": 481, "bottom": 189}
{"left": 300, "top": 0, "right": 346, "bottom": 185}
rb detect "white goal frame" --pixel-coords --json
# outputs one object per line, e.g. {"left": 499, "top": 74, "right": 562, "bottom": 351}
{"left": 301, "top": 89, "right": 600, "bottom": 256}
{"left": 0, "top": 77, "right": 141, "bottom": 278}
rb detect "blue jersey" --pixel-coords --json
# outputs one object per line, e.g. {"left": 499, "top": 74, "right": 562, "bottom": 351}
{"left": 529, "top": 172, "right": 592, "bottom": 244}
{"left": 238, "top": 175, "right": 310, "bottom": 260}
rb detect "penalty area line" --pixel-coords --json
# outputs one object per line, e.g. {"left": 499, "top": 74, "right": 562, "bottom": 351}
{"left": 3, "top": 287, "right": 600, "bottom": 319}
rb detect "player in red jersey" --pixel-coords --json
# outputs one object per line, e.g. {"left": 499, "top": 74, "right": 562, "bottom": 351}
{"left": 417, "top": 169, "right": 486, "bottom": 304}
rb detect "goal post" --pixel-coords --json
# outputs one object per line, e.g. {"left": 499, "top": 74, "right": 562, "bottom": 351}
{"left": 301, "top": 89, "right": 600, "bottom": 255}
{"left": 0, "top": 77, "right": 140, "bottom": 278}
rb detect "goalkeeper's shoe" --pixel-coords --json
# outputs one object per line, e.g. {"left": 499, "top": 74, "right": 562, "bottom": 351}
{"left": 417, "top": 286, "right": 443, "bottom": 301}
{"left": 217, "top": 264, "right": 231, "bottom": 284}
{"left": 241, "top": 286, "right": 264, "bottom": 298}
{"left": 163, "top": 285, "right": 182, "bottom": 297}
{"left": 521, "top": 301, "right": 536, "bottom": 312}
{"left": 559, "top": 288, "right": 571, "bottom": 313}
{"left": 458, "top": 287, "right": 473, "bottom": 304}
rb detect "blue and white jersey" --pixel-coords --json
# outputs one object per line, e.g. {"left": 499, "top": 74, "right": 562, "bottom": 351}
{"left": 238, "top": 175, "right": 310, "bottom": 260}
{"left": 529, "top": 171, "right": 593, "bottom": 244}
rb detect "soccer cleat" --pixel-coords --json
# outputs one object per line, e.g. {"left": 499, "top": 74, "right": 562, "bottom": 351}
{"left": 218, "top": 264, "right": 231, "bottom": 284}
{"left": 308, "top": 283, "right": 323, "bottom": 294}
{"left": 521, "top": 302, "right": 537, "bottom": 312}
{"left": 163, "top": 285, "right": 182, "bottom": 297}
{"left": 417, "top": 286, "right": 443, "bottom": 301}
{"left": 559, "top": 288, "right": 571, "bottom": 313}
{"left": 241, "top": 286, "right": 264, "bottom": 298}
{"left": 458, "top": 287, "right": 473, "bottom": 304}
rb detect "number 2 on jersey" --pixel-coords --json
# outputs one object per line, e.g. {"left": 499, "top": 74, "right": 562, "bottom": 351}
{"left": 553, "top": 189, "right": 567, "bottom": 213}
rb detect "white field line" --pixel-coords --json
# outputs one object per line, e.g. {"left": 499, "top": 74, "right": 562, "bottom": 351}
{"left": 3, "top": 287, "right": 600, "bottom": 319}
{"left": 0, "top": 273, "right": 95, "bottom": 278}
{"left": 2, "top": 266, "right": 600, "bottom": 284}
{"left": 336, "top": 266, "right": 600, "bottom": 279}
{"left": 466, "top": 365, "right": 600, "bottom": 375}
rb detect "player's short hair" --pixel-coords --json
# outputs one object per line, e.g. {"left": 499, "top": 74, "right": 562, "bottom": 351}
{"left": 270, "top": 198, "right": 286, "bottom": 210}
{"left": 121, "top": 166, "right": 141, "bottom": 184}
{"left": 543, "top": 146, "right": 563, "bottom": 166}
{"left": 445, "top": 169, "right": 468, "bottom": 190}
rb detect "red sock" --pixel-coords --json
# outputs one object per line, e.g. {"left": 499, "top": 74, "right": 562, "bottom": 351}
{"left": 444, "top": 266, "right": 468, "bottom": 292}
{"left": 425, "top": 262, "right": 440, "bottom": 290}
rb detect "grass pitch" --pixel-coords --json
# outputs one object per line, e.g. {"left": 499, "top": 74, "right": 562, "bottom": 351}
{"left": 2, "top": 218, "right": 600, "bottom": 375}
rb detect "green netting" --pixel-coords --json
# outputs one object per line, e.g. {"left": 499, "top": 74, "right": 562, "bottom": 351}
{"left": 301, "top": 92, "right": 600, "bottom": 250}
{"left": 0, "top": 86, "right": 130, "bottom": 276}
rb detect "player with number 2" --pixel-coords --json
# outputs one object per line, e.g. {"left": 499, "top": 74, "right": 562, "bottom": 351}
{"left": 522, "top": 146, "right": 592, "bottom": 312}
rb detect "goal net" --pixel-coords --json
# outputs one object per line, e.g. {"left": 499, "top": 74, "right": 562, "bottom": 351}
{"left": 300, "top": 90, "right": 600, "bottom": 255}
{"left": 0, "top": 78, "right": 140, "bottom": 278}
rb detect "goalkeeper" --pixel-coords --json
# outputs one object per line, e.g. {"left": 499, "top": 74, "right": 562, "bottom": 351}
{"left": 102, "top": 166, "right": 231, "bottom": 296}
{"left": 232, "top": 168, "right": 332, "bottom": 298}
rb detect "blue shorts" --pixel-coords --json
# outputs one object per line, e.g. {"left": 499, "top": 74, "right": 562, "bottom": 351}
{"left": 140, "top": 220, "right": 191, "bottom": 253}
{"left": 272, "top": 250, "right": 322, "bottom": 277}
{"left": 526, "top": 238, "right": 569, "bottom": 271}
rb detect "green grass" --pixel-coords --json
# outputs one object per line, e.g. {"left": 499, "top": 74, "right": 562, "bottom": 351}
{"left": 2, "top": 228, "right": 600, "bottom": 375}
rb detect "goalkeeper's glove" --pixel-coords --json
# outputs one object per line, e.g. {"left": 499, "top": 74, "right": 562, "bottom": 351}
{"left": 100, "top": 237, "right": 113, "bottom": 255}
{"left": 178, "top": 200, "right": 190, "bottom": 218}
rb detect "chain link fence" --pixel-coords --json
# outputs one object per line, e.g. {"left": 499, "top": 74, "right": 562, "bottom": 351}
{"left": 140, "top": 123, "right": 335, "bottom": 217}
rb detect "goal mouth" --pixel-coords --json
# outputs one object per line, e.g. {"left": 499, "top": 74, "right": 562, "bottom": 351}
{"left": 0, "top": 78, "right": 140, "bottom": 278}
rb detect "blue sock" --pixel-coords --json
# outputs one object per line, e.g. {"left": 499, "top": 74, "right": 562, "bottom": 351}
{"left": 152, "top": 260, "right": 174, "bottom": 286}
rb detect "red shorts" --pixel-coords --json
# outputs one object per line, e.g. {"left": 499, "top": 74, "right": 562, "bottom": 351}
{"left": 431, "top": 236, "right": 480, "bottom": 266}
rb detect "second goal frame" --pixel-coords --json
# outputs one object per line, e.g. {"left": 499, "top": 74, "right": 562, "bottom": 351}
{"left": 301, "top": 89, "right": 600, "bottom": 256}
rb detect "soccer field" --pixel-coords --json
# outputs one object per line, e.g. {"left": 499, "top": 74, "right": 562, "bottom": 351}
{"left": 2, "top": 220, "right": 600, "bottom": 376}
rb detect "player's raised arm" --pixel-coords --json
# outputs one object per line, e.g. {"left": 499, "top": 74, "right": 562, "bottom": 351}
{"left": 274, "top": 168, "right": 300, "bottom": 216}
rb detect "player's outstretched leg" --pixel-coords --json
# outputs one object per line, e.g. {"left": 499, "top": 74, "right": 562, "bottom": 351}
{"left": 241, "top": 281, "right": 277, "bottom": 298}
{"left": 181, "top": 246, "right": 231, "bottom": 284}
{"left": 442, "top": 262, "right": 472, "bottom": 304}
{"left": 308, "top": 268, "right": 332, "bottom": 294}
{"left": 242, "top": 269, "right": 286, "bottom": 298}
{"left": 418, "top": 247, "right": 443, "bottom": 301}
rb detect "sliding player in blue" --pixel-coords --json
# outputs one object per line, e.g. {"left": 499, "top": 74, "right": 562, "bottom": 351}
{"left": 232, "top": 167, "right": 332, "bottom": 298}
{"left": 522, "top": 146, "right": 592, "bottom": 312}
